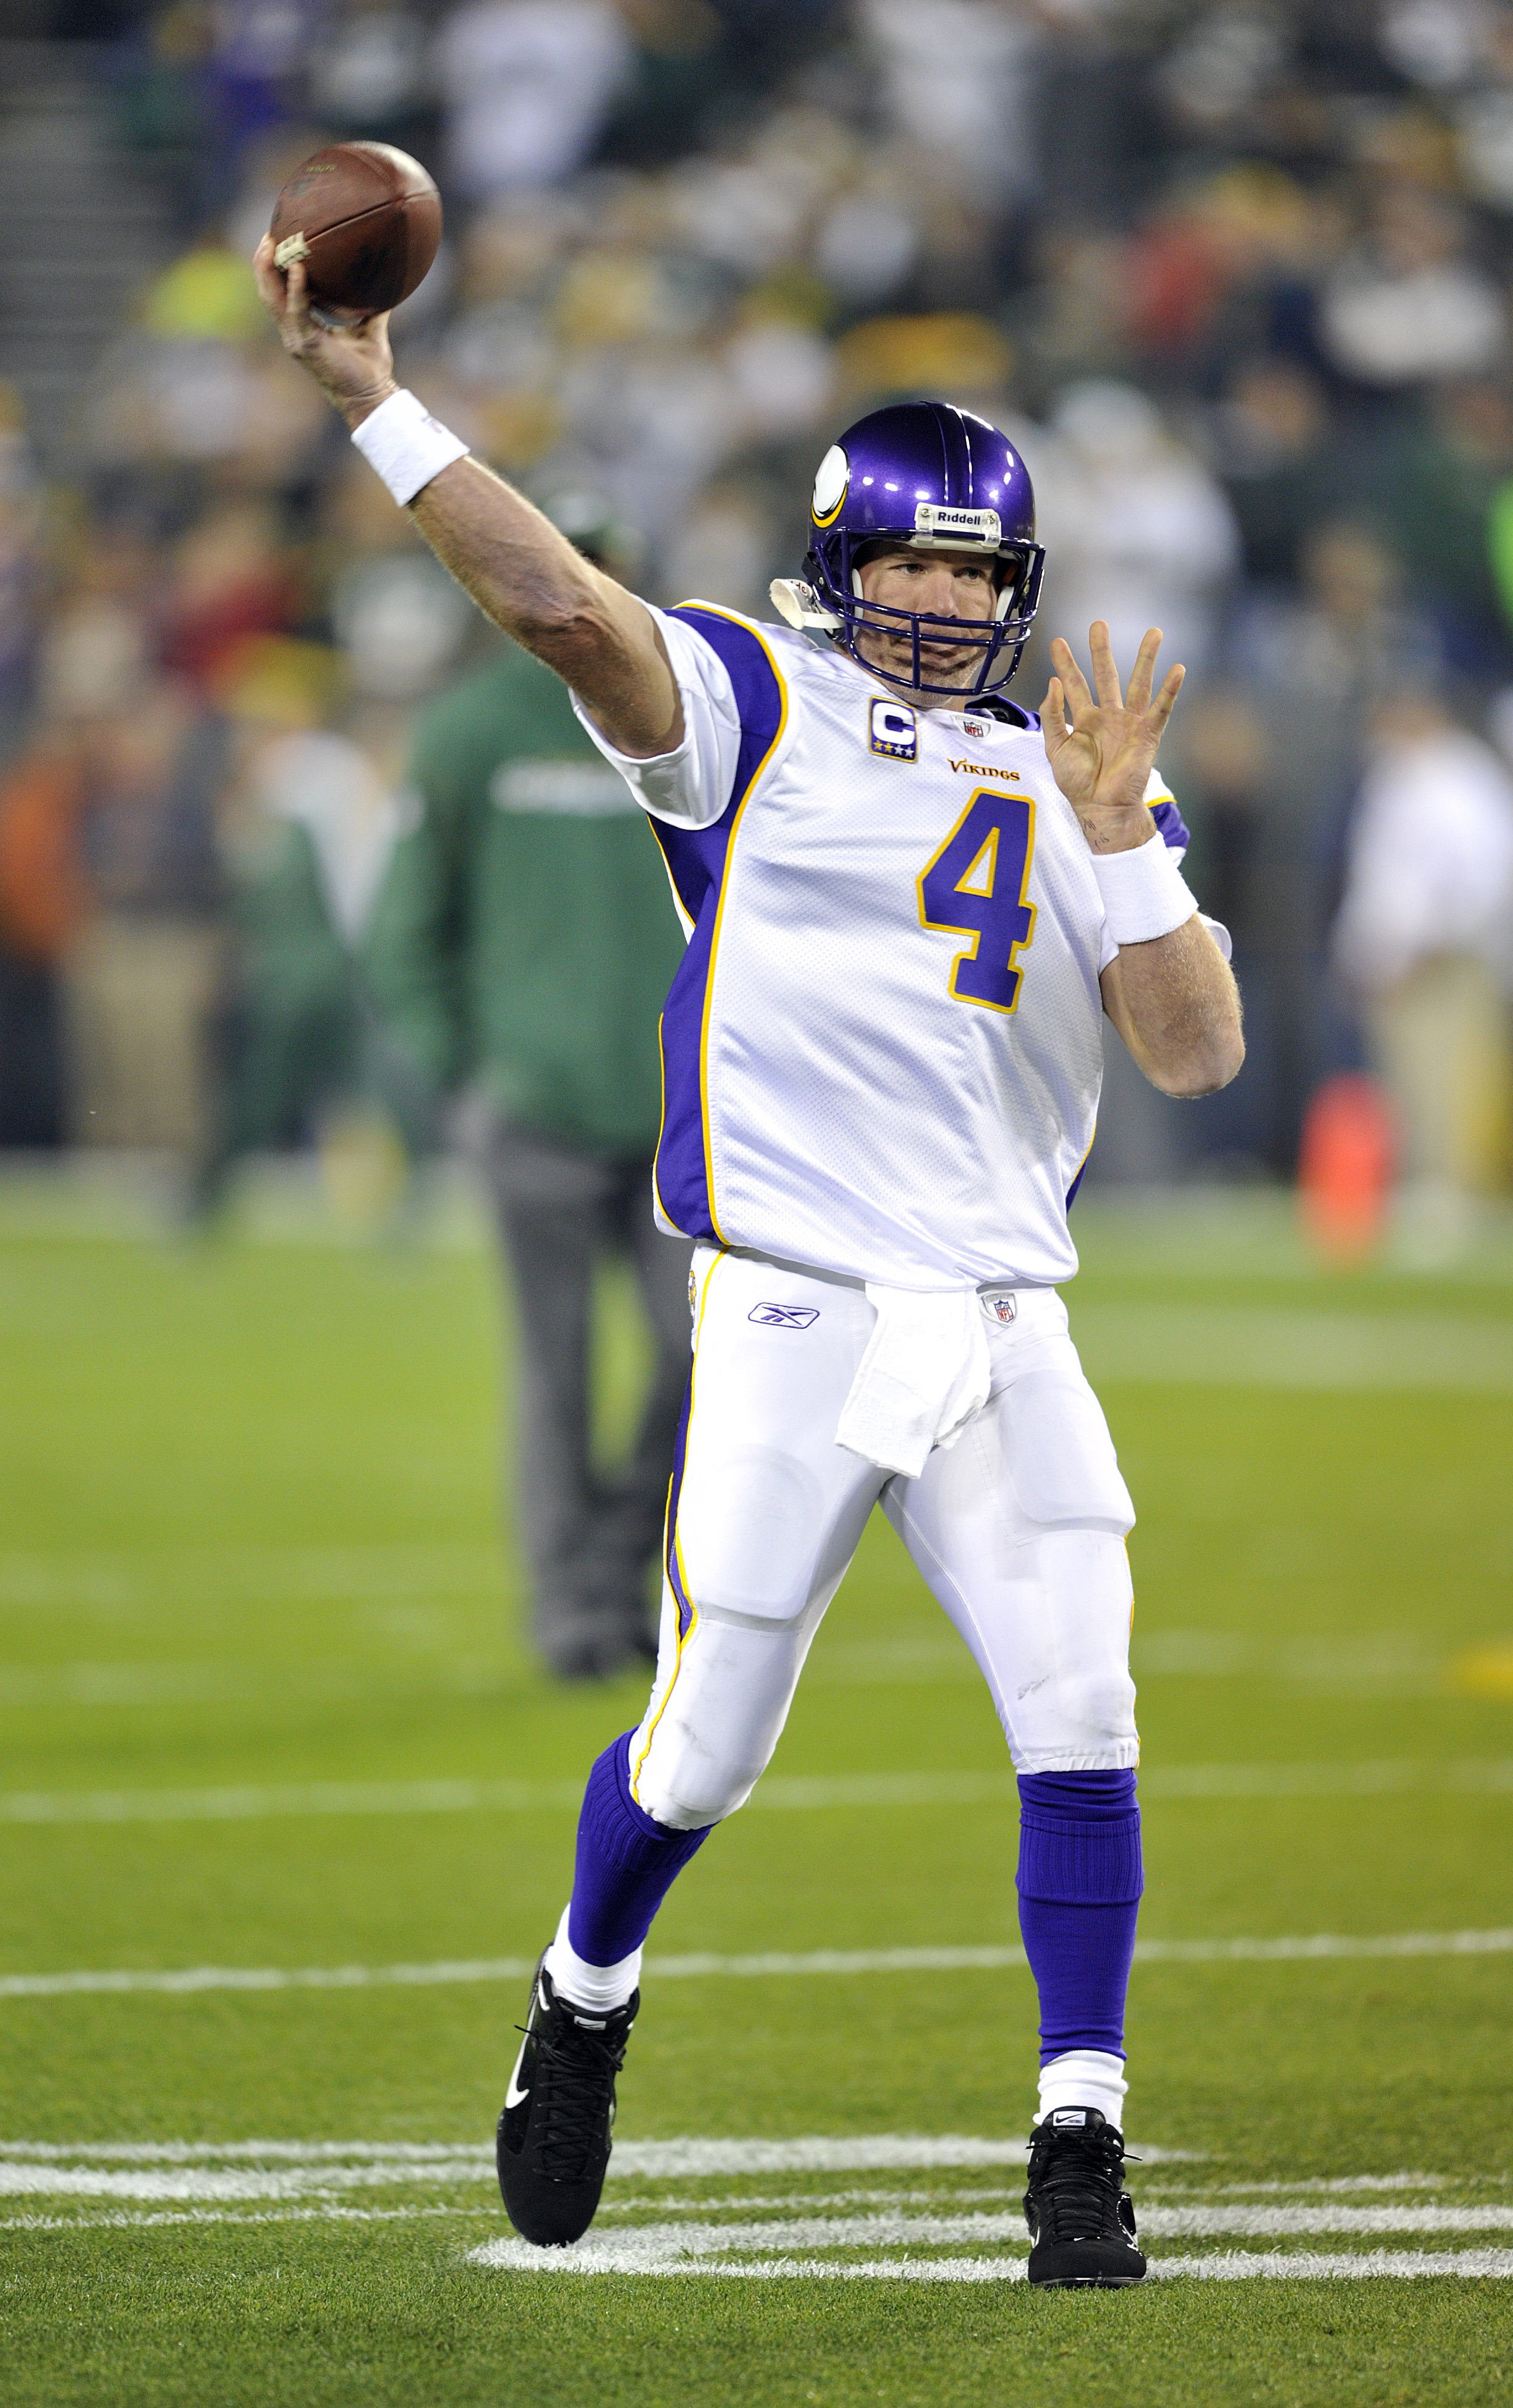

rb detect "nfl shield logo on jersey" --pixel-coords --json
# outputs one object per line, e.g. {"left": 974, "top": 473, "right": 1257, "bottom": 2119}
{"left": 869, "top": 698, "right": 917, "bottom": 760}
{"left": 980, "top": 1287, "right": 1017, "bottom": 1325}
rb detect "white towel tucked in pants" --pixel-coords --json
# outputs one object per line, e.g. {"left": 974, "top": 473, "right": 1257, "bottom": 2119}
{"left": 834, "top": 1283, "right": 991, "bottom": 1478}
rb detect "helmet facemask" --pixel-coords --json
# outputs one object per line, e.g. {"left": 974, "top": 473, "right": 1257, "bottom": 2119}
{"left": 803, "top": 527, "right": 1046, "bottom": 700}
{"left": 769, "top": 402, "right": 1047, "bottom": 700}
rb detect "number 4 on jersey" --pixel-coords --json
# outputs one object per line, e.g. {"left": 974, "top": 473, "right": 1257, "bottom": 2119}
{"left": 917, "top": 789, "right": 1037, "bottom": 1014}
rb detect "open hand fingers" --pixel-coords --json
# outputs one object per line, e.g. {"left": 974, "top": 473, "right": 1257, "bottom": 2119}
{"left": 1124, "top": 626, "right": 1164, "bottom": 715}
{"left": 1038, "top": 674, "right": 1069, "bottom": 748}
{"left": 1087, "top": 619, "right": 1124, "bottom": 711}
{"left": 1146, "top": 661, "right": 1186, "bottom": 735}
{"left": 1048, "top": 636, "right": 1093, "bottom": 718}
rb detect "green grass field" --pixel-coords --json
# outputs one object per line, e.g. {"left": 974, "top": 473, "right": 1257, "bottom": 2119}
{"left": 2, "top": 1166, "right": 1512, "bottom": 2406}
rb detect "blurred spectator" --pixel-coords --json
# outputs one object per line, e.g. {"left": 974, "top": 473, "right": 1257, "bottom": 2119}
{"left": 1203, "top": 520, "right": 1438, "bottom": 1169}
{"left": 1376, "top": 379, "right": 1513, "bottom": 678}
{"left": 362, "top": 498, "right": 689, "bottom": 1679}
{"left": 3, "top": 595, "right": 230, "bottom": 1157}
{"left": 307, "top": 0, "right": 434, "bottom": 147}
{"left": 1318, "top": 187, "right": 1507, "bottom": 390}
{"left": 862, "top": 0, "right": 1042, "bottom": 213}
{"left": 161, "top": 500, "right": 302, "bottom": 690}
{"left": 0, "top": 389, "right": 43, "bottom": 764}
{"left": 205, "top": 637, "right": 407, "bottom": 1187}
{"left": 1210, "top": 357, "right": 1348, "bottom": 588}
{"left": 85, "top": 235, "right": 329, "bottom": 485}
{"left": 1334, "top": 692, "right": 1513, "bottom": 1232}
{"left": 436, "top": 0, "right": 633, "bottom": 198}
{"left": 1038, "top": 380, "right": 1240, "bottom": 683}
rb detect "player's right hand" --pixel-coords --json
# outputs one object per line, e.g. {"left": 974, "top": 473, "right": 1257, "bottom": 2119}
{"left": 252, "top": 235, "right": 397, "bottom": 429}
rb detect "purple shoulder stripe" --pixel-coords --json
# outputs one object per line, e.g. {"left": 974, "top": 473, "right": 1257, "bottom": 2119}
{"left": 1150, "top": 795, "right": 1190, "bottom": 850}
{"left": 651, "top": 608, "right": 786, "bottom": 1246}
{"left": 667, "top": 604, "right": 786, "bottom": 816}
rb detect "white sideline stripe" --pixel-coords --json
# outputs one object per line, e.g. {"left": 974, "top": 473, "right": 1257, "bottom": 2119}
{"left": 0, "top": 2205, "right": 483, "bottom": 2233}
{"left": 0, "top": 2160, "right": 490, "bottom": 2202}
{"left": 468, "top": 2217, "right": 1513, "bottom": 2279}
{"left": 0, "top": 2142, "right": 1228, "bottom": 2199}
{"left": 472, "top": 2208, "right": 1513, "bottom": 2268}
{"left": 1, "top": 2160, "right": 1507, "bottom": 2232}
{"left": 0, "top": 2140, "right": 499, "bottom": 2163}
{"left": 4, "top": 1759, "right": 1511, "bottom": 1824}
{"left": 0, "top": 2140, "right": 1046, "bottom": 2180}
{"left": 9, "top": 2205, "right": 1501, "bottom": 2273}
{"left": 2, "top": 1928, "right": 1511, "bottom": 2001}
{"left": 470, "top": 2248, "right": 1513, "bottom": 2283}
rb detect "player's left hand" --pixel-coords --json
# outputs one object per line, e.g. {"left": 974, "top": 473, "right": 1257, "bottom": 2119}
{"left": 1040, "top": 622, "right": 1185, "bottom": 853}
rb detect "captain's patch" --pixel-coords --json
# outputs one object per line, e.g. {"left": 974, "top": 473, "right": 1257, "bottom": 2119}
{"left": 869, "top": 700, "right": 917, "bottom": 761}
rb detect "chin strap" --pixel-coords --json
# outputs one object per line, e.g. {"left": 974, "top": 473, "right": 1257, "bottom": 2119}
{"left": 769, "top": 577, "right": 842, "bottom": 632}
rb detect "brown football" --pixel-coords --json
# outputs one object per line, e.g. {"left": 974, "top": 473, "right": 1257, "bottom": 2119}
{"left": 269, "top": 142, "right": 441, "bottom": 318}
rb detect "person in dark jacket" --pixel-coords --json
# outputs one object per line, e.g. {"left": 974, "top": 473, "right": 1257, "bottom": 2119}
{"left": 363, "top": 498, "right": 690, "bottom": 1678}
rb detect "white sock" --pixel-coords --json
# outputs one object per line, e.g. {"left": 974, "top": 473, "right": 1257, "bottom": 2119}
{"left": 1038, "top": 2048, "right": 1128, "bottom": 2130}
{"left": 541, "top": 1901, "right": 642, "bottom": 2014}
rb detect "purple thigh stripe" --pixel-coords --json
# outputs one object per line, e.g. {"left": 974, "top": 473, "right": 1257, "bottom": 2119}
{"left": 663, "top": 1368, "right": 695, "bottom": 1639}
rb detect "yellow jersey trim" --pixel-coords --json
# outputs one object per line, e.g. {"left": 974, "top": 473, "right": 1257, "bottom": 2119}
{"left": 693, "top": 609, "right": 789, "bottom": 1247}
{"left": 630, "top": 1249, "right": 723, "bottom": 1804}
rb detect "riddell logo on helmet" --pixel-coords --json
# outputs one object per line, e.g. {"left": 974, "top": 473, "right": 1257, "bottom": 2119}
{"left": 913, "top": 502, "right": 1001, "bottom": 547}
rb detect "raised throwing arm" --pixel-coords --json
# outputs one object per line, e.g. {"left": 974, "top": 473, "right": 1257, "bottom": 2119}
{"left": 253, "top": 241, "right": 684, "bottom": 760}
{"left": 1041, "top": 622, "right": 1244, "bottom": 1100}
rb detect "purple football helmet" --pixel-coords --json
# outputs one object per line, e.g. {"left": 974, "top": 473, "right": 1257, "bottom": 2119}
{"left": 779, "top": 401, "right": 1045, "bottom": 701}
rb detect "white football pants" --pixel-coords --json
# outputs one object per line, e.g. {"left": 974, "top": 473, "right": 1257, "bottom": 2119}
{"left": 627, "top": 1245, "right": 1139, "bottom": 1831}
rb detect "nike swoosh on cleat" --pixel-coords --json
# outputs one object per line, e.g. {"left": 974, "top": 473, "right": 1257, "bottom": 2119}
{"left": 504, "top": 2045, "right": 530, "bottom": 2111}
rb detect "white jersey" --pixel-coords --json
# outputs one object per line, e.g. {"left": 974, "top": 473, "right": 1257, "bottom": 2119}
{"left": 575, "top": 601, "right": 1196, "bottom": 1291}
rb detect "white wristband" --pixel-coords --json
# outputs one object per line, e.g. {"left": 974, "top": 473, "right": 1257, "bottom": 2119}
{"left": 350, "top": 388, "right": 469, "bottom": 506}
{"left": 1091, "top": 832, "right": 1198, "bottom": 946}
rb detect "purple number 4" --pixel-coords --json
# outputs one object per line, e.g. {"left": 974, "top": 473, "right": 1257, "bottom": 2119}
{"left": 917, "top": 789, "right": 1037, "bottom": 1014}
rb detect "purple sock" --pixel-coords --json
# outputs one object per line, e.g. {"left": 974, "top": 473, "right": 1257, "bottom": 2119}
{"left": 1015, "top": 1770, "right": 1143, "bottom": 2066}
{"left": 566, "top": 1733, "right": 712, "bottom": 1965}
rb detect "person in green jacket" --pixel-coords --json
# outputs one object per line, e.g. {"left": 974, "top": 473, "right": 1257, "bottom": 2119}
{"left": 362, "top": 499, "right": 690, "bottom": 1679}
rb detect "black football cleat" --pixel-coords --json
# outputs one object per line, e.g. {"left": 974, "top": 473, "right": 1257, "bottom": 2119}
{"left": 496, "top": 1958, "right": 637, "bottom": 2244}
{"left": 1024, "top": 2105, "right": 1147, "bottom": 2287}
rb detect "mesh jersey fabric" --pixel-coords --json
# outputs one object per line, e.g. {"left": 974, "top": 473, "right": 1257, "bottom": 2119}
{"left": 572, "top": 600, "right": 1196, "bottom": 1289}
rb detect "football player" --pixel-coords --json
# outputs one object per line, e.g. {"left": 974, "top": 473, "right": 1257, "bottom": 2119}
{"left": 257, "top": 239, "right": 1244, "bottom": 2289}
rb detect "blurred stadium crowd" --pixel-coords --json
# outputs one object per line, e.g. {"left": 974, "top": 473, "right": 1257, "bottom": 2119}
{"left": 2, "top": 0, "right": 1513, "bottom": 1224}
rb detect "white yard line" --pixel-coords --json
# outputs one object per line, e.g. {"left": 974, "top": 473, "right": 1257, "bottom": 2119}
{"left": 5, "top": 2132, "right": 1509, "bottom": 2278}
{"left": 4, "top": 2210, "right": 1505, "bottom": 2273}
{"left": 468, "top": 2218, "right": 1513, "bottom": 2279}
{"left": 0, "top": 2203, "right": 483, "bottom": 2232}
{"left": 541, "top": 2249, "right": 1513, "bottom": 2281}
{"left": 2, "top": 1759, "right": 1509, "bottom": 1823}
{"left": 2, "top": 1927, "right": 1510, "bottom": 2001}
{"left": 2, "top": 2163, "right": 1507, "bottom": 2237}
